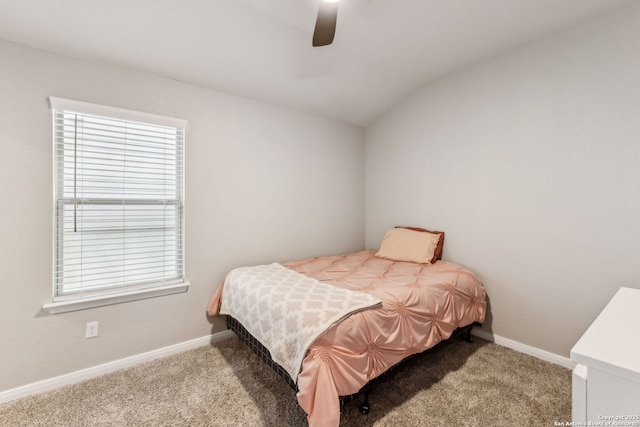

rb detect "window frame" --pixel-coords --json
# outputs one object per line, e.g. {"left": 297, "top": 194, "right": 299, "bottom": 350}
{"left": 44, "top": 97, "right": 189, "bottom": 314}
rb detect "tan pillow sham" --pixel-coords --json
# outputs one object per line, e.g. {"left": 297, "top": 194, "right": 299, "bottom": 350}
{"left": 395, "top": 226, "right": 445, "bottom": 264}
{"left": 375, "top": 227, "right": 441, "bottom": 264}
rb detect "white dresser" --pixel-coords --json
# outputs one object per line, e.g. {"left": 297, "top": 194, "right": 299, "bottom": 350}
{"left": 570, "top": 287, "right": 640, "bottom": 421}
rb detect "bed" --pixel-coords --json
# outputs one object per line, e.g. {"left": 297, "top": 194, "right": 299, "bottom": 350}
{"left": 207, "top": 227, "right": 486, "bottom": 427}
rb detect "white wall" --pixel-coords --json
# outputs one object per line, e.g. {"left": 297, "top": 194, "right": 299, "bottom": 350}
{"left": 365, "top": 4, "right": 640, "bottom": 357}
{"left": 0, "top": 39, "right": 364, "bottom": 391}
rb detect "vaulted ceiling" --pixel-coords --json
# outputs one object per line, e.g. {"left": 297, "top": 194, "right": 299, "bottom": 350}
{"left": 0, "top": 0, "right": 636, "bottom": 125}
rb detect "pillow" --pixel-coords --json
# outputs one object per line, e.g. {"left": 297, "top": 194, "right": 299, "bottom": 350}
{"left": 375, "top": 227, "right": 441, "bottom": 264}
{"left": 395, "top": 226, "right": 445, "bottom": 263}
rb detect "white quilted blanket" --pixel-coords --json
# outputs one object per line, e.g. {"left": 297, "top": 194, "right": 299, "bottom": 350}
{"left": 219, "top": 263, "right": 381, "bottom": 382}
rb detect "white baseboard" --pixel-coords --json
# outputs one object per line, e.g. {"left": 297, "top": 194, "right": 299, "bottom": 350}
{"left": 1, "top": 328, "right": 573, "bottom": 405}
{"left": 0, "top": 329, "right": 235, "bottom": 405}
{"left": 471, "top": 329, "right": 576, "bottom": 370}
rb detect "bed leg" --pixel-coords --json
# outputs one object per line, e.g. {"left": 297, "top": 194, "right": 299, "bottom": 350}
{"left": 464, "top": 325, "right": 474, "bottom": 343}
{"left": 359, "top": 390, "right": 370, "bottom": 415}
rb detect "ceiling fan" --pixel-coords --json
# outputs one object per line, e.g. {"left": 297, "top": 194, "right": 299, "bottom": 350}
{"left": 313, "top": 0, "right": 340, "bottom": 47}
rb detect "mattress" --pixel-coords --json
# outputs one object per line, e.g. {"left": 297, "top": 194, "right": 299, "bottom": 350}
{"left": 207, "top": 250, "right": 486, "bottom": 427}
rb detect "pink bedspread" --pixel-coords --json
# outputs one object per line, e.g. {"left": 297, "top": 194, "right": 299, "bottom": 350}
{"left": 207, "top": 250, "right": 486, "bottom": 427}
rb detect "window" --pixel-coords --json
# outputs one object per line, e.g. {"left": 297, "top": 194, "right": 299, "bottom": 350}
{"left": 45, "top": 98, "right": 188, "bottom": 313}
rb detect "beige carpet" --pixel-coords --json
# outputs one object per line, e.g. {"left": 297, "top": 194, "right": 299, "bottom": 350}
{"left": 0, "top": 335, "right": 571, "bottom": 426}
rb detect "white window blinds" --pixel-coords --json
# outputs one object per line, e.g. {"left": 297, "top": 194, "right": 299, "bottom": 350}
{"left": 50, "top": 98, "right": 186, "bottom": 301}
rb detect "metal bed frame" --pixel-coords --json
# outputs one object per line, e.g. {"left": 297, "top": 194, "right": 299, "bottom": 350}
{"left": 226, "top": 315, "right": 479, "bottom": 414}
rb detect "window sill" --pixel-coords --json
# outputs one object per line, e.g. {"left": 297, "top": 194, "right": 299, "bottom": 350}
{"left": 42, "top": 282, "right": 190, "bottom": 314}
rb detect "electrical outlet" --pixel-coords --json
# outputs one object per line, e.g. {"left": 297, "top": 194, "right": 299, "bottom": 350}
{"left": 86, "top": 321, "right": 99, "bottom": 338}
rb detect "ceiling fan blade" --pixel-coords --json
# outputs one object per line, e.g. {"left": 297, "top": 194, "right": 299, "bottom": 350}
{"left": 313, "top": 1, "right": 338, "bottom": 47}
